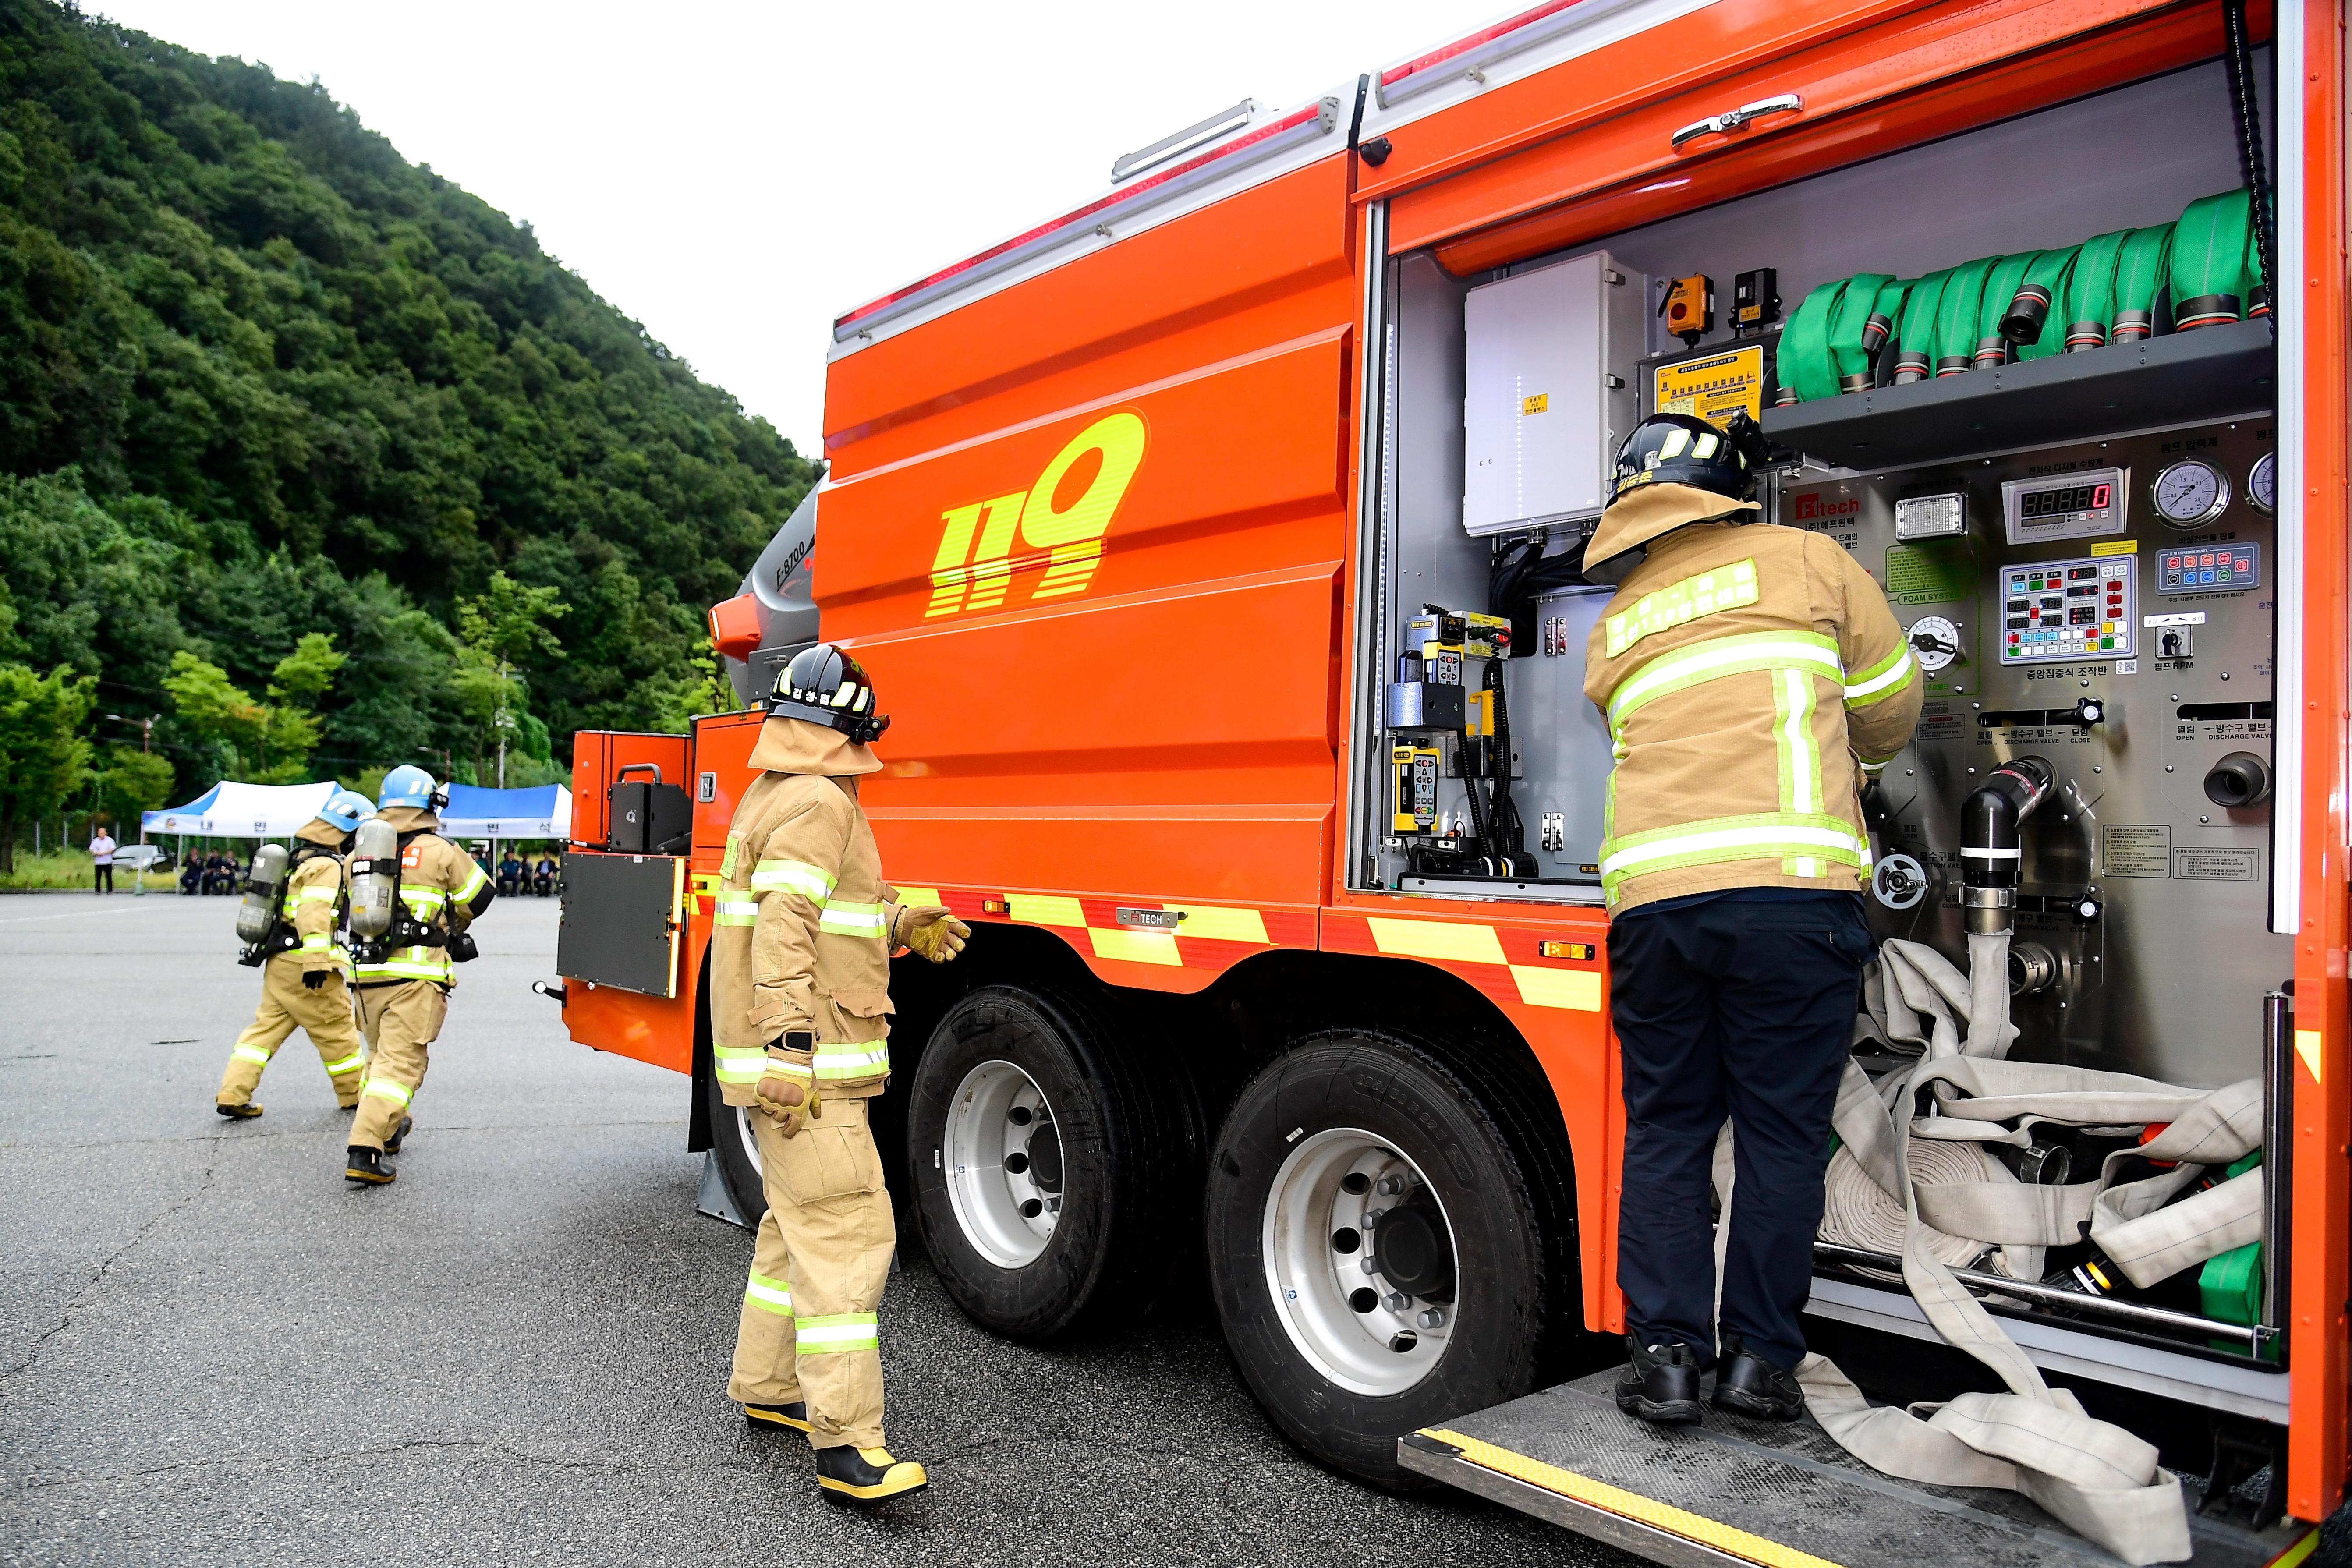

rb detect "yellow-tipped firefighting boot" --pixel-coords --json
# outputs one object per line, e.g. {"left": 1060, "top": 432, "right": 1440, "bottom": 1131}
{"left": 815, "top": 1444, "right": 926, "bottom": 1502}
{"left": 345, "top": 1146, "right": 395, "bottom": 1185}
{"left": 216, "top": 1101, "right": 263, "bottom": 1120}
{"left": 744, "top": 1401, "right": 811, "bottom": 1433}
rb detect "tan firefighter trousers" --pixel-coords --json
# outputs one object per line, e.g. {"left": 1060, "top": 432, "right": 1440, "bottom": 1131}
{"left": 217, "top": 956, "right": 367, "bottom": 1110}
{"left": 351, "top": 981, "right": 447, "bottom": 1151}
{"left": 728, "top": 1098, "right": 896, "bottom": 1449}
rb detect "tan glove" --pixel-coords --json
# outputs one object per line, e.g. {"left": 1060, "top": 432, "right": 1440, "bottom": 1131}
{"left": 895, "top": 905, "right": 970, "bottom": 963}
{"left": 753, "top": 1070, "right": 822, "bottom": 1137}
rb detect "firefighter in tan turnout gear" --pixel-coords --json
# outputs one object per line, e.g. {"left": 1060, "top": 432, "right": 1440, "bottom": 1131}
{"left": 214, "top": 789, "right": 377, "bottom": 1118}
{"left": 713, "top": 643, "right": 968, "bottom": 1503}
{"left": 342, "top": 766, "right": 495, "bottom": 1185}
{"left": 1581, "top": 412, "right": 1923, "bottom": 1428}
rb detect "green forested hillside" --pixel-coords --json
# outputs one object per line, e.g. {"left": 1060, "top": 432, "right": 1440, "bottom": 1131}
{"left": 0, "top": 0, "right": 814, "bottom": 821}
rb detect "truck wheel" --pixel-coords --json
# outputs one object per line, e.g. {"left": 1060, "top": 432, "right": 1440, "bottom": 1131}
{"left": 1206, "top": 1032, "right": 1549, "bottom": 1488}
{"left": 701, "top": 1065, "right": 769, "bottom": 1227}
{"left": 907, "top": 985, "right": 1191, "bottom": 1341}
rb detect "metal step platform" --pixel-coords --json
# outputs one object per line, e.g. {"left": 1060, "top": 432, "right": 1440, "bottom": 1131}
{"left": 1399, "top": 1369, "right": 2316, "bottom": 1568}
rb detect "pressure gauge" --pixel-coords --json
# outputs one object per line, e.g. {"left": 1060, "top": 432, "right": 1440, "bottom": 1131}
{"left": 1905, "top": 614, "right": 1961, "bottom": 673}
{"left": 2249, "top": 450, "right": 2277, "bottom": 516}
{"left": 2152, "top": 460, "right": 2230, "bottom": 527}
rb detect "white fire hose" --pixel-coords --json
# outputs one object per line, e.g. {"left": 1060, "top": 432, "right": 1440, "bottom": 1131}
{"left": 1718, "top": 934, "right": 2264, "bottom": 1565}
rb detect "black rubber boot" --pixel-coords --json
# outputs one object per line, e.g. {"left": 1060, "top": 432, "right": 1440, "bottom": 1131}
{"left": 814, "top": 1444, "right": 927, "bottom": 1502}
{"left": 1712, "top": 1336, "right": 1804, "bottom": 1421}
{"left": 344, "top": 1146, "right": 395, "bottom": 1185}
{"left": 216, "top": 1102, "right": 262, "bottom": 1120}
{"left": 383, "top": 1115, "right": 414, "bottom": 1154}
{"left": 1614, "top": 1336, "right": 1704, "bottom": 1426}
{"left": 744, "top": 1401, "right": 811, "bottom": 1433}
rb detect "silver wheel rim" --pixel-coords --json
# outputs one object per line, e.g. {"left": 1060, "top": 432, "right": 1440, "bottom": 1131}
{"left": 733, "top": 1106, "right": 764, "bottom": 1177}
{"left": 1262, "top": 1128, "right": 1457, "bottom": 1397}
{"left": 943, "top": 1059, "right": 1062, "bottom": 1267}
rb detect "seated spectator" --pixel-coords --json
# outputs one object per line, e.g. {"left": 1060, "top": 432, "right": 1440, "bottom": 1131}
{"left": 497, "top": 853, "right": 523, "bottom": 898}
{"left": 534, "top": 855, "right": 558, "bottom": 897}
{"left": 180, "top": 853, "right": 202, "bottom": 895}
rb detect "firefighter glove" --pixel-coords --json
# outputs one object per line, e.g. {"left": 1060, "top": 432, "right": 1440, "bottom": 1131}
{"left": 303, "top": 969, "right": 328, "bottom": 991}
{"left": 754, "top": 1071, "right": 822, "bottom": 1137}
{"left": 896, "top": 905, "right": 970, "bottom": 964}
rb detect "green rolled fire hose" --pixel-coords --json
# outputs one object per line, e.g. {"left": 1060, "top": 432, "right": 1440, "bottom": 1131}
{"left": 1973, "top": 253, "right": 2036, "bottom": 367}
{"left": 2109, "top": 223, "right": 2174, "bottom": 341}
{"left": 2063, "top": 229, "right": 2132, "bottom": 350}
{"left": 1779, "top": 277, "right": 1848, "bottom": 404}
{"left": 1999, "top": 246, "right": 2080, "bottom": 361}
{"left": 1828, "top": 271, "right": 1895, "bottom": 392}
{"left": 2170, "top": 188, "right": 2255, "bottom": 329}
{"left": 1892, "top": 269, "right": 1952, "bottom": 383}
{"left": 1933, "top": 256, "right": 1999, "bottom": 376}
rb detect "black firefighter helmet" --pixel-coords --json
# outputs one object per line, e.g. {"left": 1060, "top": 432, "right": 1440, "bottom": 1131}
{"left": 1609, "top": 409, "right": 1771, "bottom": 508}
{"left": 769, "top": 643, "right": 890, "bottom": 745}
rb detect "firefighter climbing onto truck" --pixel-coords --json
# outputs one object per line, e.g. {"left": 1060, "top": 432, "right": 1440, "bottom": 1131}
{"left": 712, "top": 643, "right": 968, "bottom": 1502}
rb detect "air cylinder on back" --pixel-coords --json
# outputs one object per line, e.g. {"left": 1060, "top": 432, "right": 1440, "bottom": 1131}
{"left": 347, "top": 818, "right": 398, "bottom": 939}
{"left": 234, "top": 843, "right": 289, "bottom": 945}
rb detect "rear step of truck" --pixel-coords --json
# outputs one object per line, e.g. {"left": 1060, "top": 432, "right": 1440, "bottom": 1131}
{"left": 1400, "top": 1369, "right": 2316, "bottom": 1568}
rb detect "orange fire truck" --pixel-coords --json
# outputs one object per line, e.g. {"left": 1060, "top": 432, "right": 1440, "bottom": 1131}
{"left": 549, "top": 1, "right": 2346, "bottom": 1560}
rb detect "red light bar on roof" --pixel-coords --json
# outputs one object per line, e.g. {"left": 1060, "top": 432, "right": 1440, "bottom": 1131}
{"left": 833, "top": 97, "right": 1340, "bottom": 343}
{"left": 1377, "top": 0, "right": 1662, "bottom": 109}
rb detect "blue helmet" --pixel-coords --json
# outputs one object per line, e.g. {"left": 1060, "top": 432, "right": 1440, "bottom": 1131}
{"left": 316, "top": 788, "right": 375, "bottom": 834}
{"left": 378, "top": 765, "right": 446, "bottom": 812}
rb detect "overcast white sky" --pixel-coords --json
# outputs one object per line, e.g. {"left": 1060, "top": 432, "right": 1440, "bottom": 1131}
{"left": 93, "top": 1, "right": 1491, "bottom": 460}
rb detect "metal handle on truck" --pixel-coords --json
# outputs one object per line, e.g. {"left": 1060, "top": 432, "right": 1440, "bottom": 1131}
{"left": 1670, "top": 92, "right": 1803, "bottom": 150}
{"left": 617, "top": 763, "right": 664, "bottom": 785}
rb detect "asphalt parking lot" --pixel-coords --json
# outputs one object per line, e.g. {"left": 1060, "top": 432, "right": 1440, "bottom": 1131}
{"left": 0, "top": 888, "right": 1612, "bottom": 1567}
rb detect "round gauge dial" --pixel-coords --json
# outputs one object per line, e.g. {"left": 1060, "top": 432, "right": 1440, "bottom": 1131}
{"left": 2152, "top": 459, "right": 2230, "bottom": 527}
{"left": 1905, "top": 614, "right": 1961, "bottom": 673}
{"left": 2249, "top": 450, "right": 2277, "bottom": 516}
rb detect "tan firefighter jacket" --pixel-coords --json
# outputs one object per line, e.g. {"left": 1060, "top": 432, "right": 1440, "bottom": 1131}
{"left": 282, "top": 822, "right": 350, "bottom": 976}
{"left": 1583, "top": 519, "right": 1923, "bottom": 915}
{"left": 710, "top": 716, "right": 904, "bottom": 1107}
{"left": 351, "top": 806, "right": 492, "bottom": 988}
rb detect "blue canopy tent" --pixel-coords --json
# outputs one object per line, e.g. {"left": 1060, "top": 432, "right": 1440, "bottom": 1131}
{"left": 143, "top": 780, "right": 337, "bottom": 837}
{"left": 439, "top": 784, "right": 570, "bottom": 839}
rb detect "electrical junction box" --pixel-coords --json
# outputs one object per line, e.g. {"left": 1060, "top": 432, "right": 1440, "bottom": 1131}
{"left": 1462, "top": 251, "right": 1646, "bottom": 538}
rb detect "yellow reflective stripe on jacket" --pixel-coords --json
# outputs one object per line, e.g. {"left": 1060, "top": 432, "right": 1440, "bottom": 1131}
{"left": 1843, "top": 642, "right": 1916, "bottom": 707}
{"left": 812, "top": 1041, "right": 889, "bottom": 1082}
{"left": 299, "top": 933, "right": 336, "bottom": 951}
{"left": 817, "top": 900, "right": 887, "bottom": 939}
{"left": 715, "top": 898, "right": 759, "bottom": 927}
{"left": 1606, "top": 630, "right": 1842, "bottom": 733}
{"left": 751, "top": 859, "right": 835, "bottom": 900}
{"left": 1603, "top": 558, "right": 1760, "bottom": 658}
{"left": 744, "top": 1270, "right": 793, "bottom": 1317}
{"left": 354, "top": 947, "right": 451, "bottom": 982}
{"left": 361, "top": 1078, "right": 413, "bottom": 1106}
{"left": 1600, "top": 811, "right": 1868, "bottom": 900}
{"left": 1773, "top": 668, "right": 1829, "bottom": 876}
{"left": 400, "top": 886, "right": 448, "bottom": 911}
{"left": 712, "top": 1044, "right": 770, "bottom": 1083}
{"left": 794, "top": 1312, "right": 878, "bottom": 1353}
{"left": 453, "top": 864, "right": 489, "bottom": 902}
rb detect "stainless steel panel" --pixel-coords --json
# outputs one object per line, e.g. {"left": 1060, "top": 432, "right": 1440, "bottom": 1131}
{"left": 1783, "top": 417, "right": 2288, "bottom": 1087}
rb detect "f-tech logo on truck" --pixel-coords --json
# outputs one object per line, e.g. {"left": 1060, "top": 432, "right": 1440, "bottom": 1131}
{"left": 924, "top": 411, "right": 1148, "bottom": 618}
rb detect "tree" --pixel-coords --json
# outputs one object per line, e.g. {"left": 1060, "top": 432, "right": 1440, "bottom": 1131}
{"left": 95, "top": 743, "right": 174, "bottom": 832}
{"left": 0, "top": 662, "right": 95, "bottom": 871}
{"left": 163, "top": 637, "right": 340, "bottom": 783}
{"left": 453, "top": 571, "right": 567, "bottom": 786}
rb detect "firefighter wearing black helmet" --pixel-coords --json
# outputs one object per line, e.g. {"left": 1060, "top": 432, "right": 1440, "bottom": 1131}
{"left": 1581, "top": 412, "right": 1922, "bottom": 1429}
{"left": 708, "top": 643, "right": 969, "bottom": 1502}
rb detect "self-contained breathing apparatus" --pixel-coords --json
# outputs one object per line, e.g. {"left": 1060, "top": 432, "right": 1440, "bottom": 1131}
{"left": 234, "top": 843, "right": 292, "bottom": 966}
{"left": 345, "top": 817, "right": 480, "bottom": 970}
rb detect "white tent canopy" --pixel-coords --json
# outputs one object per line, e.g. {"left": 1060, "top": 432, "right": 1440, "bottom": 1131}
{"left": 440, "top": 784, "right": 571, "bottom": 839}
{"left": 143, "top": 781, "right": 337, "bottom": 838}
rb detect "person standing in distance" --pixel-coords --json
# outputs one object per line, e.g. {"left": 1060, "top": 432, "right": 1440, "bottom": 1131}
{"left": 714, "top": 644, "right": 968, "bottom": 1503}
{"left": 1581, "top": 411, "right": 1922, "bottom": 1426}
{"left": 216, "top": 789, "right": 376, "bottom": 1118}
{"left": 89, "top": 825, "right": 116, "bottom": 894}
{"left": 344, "top": 767, "right": 495, "bottom": 1185}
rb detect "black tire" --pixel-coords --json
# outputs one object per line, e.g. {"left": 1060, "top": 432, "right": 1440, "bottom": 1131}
{"left": 907, "top": 985, "right": 1194, "bottom": 1341}
{"left": 701, "top": 1063, "right": 769, "bottom": 1227}
{"left": 1205, "top": 1031, "right": 1551, "bottom": 1488}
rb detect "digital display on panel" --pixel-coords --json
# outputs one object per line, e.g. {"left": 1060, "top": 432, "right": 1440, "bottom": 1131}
{"left": 2018, "top": 482, "right": 2112, "bottom": 519}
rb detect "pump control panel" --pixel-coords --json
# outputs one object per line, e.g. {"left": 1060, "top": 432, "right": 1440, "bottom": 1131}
{"left": 1999, "top": 556, "right": 2135, "bottom": 664}
{"left": 2156, "top": 542, "right": 2260, "bottom": 592}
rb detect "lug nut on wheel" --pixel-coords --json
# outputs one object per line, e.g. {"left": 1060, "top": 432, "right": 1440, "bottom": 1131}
{"left": 1417, "top": 1308, "right": 1445, "bottom": 1329}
